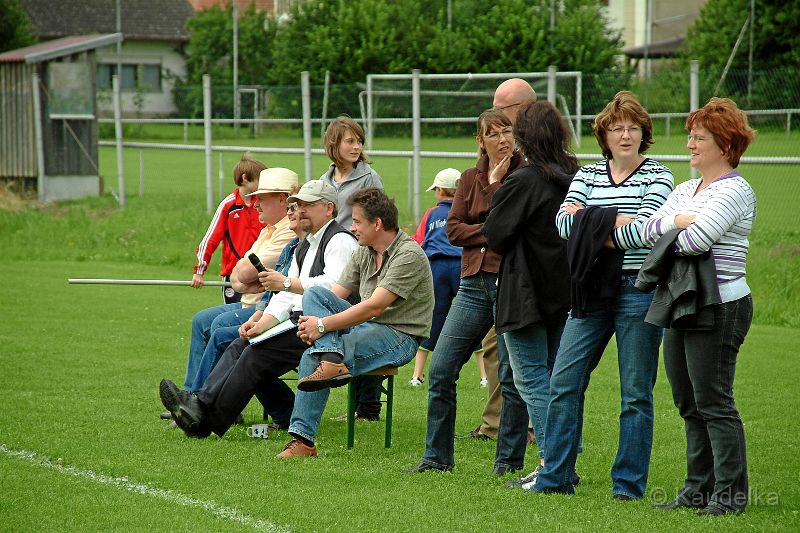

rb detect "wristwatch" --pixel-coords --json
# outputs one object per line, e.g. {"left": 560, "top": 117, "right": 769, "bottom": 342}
{"left": 317, "top": 318, "right": 326, "bottom": 334}
{"left": 282, "top": 277, "right": 292, "bottom": 290}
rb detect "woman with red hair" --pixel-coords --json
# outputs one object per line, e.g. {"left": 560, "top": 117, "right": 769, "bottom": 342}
{"left": 644, "top": 97, "right": 756, "bottom": 516}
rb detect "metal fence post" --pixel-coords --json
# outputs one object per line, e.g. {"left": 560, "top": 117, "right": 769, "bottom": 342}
{"left": 690, "top": 60, "right": 699, "bottom": 180}
{"left": 575, "top": 72, "right": 582, "bottom": 149}
{"left": 320, "top": 70, "right": 330, "bottom": 142}
{"left": 301, "top": 71, "right": 313, "bottom": 182}
{"left": 366, "top": 75, "right": 373, "bottom": 150}
{"left": 219, "top": 152, "right": 225, "bottom": 203}
{"left": 139, "top": 149, "right": 144, "bottom": 197}
{"left": 412, "top": 69, "right": 421, "bottom": 223}
{"left": 203, "top": 74, "right": 213, "bottom": 212}
{"left": 113, "top": 74, "right": 126, "bottom": 208}
{"left": 31, "top": 73, "right": 46, "bottom": 204}
{"left": 547, "top": 65, "right": 557, "bottom": 104}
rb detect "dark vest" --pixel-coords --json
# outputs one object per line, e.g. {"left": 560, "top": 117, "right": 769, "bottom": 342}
{"left": 295, "top": 221, "right": 360, "bottom": 305}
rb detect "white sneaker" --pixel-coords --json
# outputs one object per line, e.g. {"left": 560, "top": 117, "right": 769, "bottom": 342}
{"left": 504, "top": 465, "right": 542, "bottom": 490}
{"left": 479, "top": 377, "right": 488, "bottom": 388}
{"left": 409, "top": 377, "right": 424, "bottom": 387}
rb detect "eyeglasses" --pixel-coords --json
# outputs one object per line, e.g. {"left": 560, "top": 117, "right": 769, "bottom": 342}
{"left": 494, "top": 102, "right": 522, "bottom": 111}
{"left": 287, "top": 203, "right": 298, "bottom": 213}
{"left": 483, "top": 127, "right": 514, "bottom": 141}
{"left": 687, "top": 133, "right": 713, "bottom": 143}
{"left": 609, "top": 126, "right": 642, "bottom": 136}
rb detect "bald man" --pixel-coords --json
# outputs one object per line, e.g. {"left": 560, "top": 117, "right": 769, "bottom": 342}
{"left": 493, "top": 78, "right": 537, "bottom": 123}
{"left": 465, "top": 78, "right": 537, "bottom": 443}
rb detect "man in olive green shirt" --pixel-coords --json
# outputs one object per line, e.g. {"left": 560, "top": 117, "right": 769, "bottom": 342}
{"left": 277, "top": 188, "right": 434, "bottom": 457}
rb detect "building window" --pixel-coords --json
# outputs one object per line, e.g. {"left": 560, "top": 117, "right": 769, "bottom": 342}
{"left": 98, "top": 63, "right": 162, "bottom": 92}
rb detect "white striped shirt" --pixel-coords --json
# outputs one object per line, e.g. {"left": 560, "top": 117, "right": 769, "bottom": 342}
{"left": 643, "top": 173, "right": 756, "bottom": 299}
{"left": 556, "top": 158, "right": 674, "bottom": 270}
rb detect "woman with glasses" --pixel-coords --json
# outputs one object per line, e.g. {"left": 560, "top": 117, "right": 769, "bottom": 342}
{"left": 531, "top": 91, "right": 674, "bottom": 499}
{"left": 482, "top": 101, "right": 578, "bottom": 483}
{"left": 643, "top": 98, "right": 756, "bottom": 515}
{"left": 404, "top": 108, "right": 530, "bottom": 475}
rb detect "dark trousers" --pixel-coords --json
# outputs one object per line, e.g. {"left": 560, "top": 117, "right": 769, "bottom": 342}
{"left": 196, "top": 332, "right": 307, "bottom": 436}
{"left": 663, "top": 294, "right": 752, "bottom": 512}
{"left": 353, "top": 375, "right": 383, "bottom": 419}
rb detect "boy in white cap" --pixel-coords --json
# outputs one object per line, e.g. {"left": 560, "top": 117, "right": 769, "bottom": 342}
{"left": 409, "top": 168, "right": 487, "bottom": 387}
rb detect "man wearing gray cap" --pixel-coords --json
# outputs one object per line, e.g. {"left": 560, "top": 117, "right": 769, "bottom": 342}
{"left": 159, "top": 179, "right": 359, "bottom": 439}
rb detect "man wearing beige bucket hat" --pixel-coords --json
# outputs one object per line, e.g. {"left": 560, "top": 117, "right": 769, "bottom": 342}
{"left": 173, "top": 168, "right": 299, "bottom": 404}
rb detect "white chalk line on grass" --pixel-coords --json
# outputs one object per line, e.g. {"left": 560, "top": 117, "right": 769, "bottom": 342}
{"left": 0, "top": 444, "right": 291, "bottom": 533}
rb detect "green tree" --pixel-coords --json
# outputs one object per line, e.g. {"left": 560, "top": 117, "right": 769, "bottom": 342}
{"left": 0, "top": 0, "right": 37, "bottom": 53}
{"left": 683, "top": 0, "right": 800, "bottom": 71}
{"left": 267, "top": 0, "right": 624, "bottom": 83}
{"left": 682, "top": 0, "right": 800, "bottom": 107}
{"left": 174, "top": 3, "right": 274, "bottom": 118}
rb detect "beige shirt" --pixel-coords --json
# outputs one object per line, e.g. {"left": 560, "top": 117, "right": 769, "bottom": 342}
{"left": 337, "top": 230, "right": 434, "bottom": 339}
{"left": 240, "top": 216, "right": 295, "bottom": 307}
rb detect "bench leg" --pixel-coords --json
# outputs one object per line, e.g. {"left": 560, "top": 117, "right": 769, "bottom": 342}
{"left": 384, "top": 375, "right": 394, "bottom": 448}
{"left": 346, "top": 380, "right": 357, "bottom": 449}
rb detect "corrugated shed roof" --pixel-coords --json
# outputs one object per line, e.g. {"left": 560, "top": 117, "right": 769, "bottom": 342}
{"left": 19, "top": 0, "right": 195, "bottom": 42}
{"left": 0, "top": 34, "right": 122, "bottom": 64}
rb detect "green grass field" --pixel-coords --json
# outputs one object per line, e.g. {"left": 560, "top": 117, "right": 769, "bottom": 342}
{"left": 1, "top": 131, "right": 798, "bottom": 531}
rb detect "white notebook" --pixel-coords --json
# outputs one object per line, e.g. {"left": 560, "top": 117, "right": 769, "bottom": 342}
{"left": 248, "top": 319, "right": 297, "bottom": 345}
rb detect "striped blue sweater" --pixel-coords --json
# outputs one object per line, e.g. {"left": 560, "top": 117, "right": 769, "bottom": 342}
{"left": 556, "top": 158, "right": 674, "bottom": 270}
{"left": 643, "top": 173, "right": 756, "bottom": 298}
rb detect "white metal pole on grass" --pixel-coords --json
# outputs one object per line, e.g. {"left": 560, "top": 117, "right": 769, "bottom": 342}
{"left": 68, "top": 278, "right": 232, "bottom": 287}
{"left": 320, "top": 70, "right": 330, "bottom": 141}
{"left": 412, "top": 69, "right": 421, "bottom": 223}
{"left": 575, "top": 73, "right": 582, "bottom": 149}
{"left": 301, "top": 71, "right": 313, "bottom": 182}
{"left": 233, "top": 0, "right": 239, "bottom": 137}
{"left": 366, "top": 75, "right": 373, "bottom": 150}
{"left": 31, "top": 73, "right": 46, "bottom": 204}
{"left": 139, "top": 149, "right": 144, "bottom": 197}
{"left": 690, "top": 60, "right": 699, "bottom": 180}
{"left": 219, "top": 152, "right": 225, "bottom": 202}
{"left": 203, "top": 74, "right": 213, "bottom": 212}
{"left": 547, "top": 65, "right": 557, "bottom": 104}
{"left": 113, "top": 75, "right": 126, "bottom": 208}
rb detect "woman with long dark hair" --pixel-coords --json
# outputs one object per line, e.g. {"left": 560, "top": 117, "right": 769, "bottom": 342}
{"left": 482, "top": 101, "right": 577, "bottom": 480}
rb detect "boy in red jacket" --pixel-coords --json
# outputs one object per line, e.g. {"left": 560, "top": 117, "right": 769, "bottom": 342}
{"left": 192, "top": 154, "right": 267, "bottom": 303}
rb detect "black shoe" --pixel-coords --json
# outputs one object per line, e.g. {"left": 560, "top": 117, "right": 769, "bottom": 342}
{"left": 159, "top": 379, "right": 206, "bottom": 437}
{"left": 492, "top": 464, "right": 522, "bottom": 476}
{"left": 654, "top": 497, "right": 706, "bottom": 511}
{"left": 160, "top": 411, "right": 172, "bottom": 420}
{"left": 401, "top": 462, "right": 453, "bottom": 474}
{"left": 572, "top": 470, "right": 581, "bottom": 486}
{"left": 696, "top": 503, "right": 742, "bottom": 516}
{"left": 234, "top": 413, "right": 244, "bottom": 425}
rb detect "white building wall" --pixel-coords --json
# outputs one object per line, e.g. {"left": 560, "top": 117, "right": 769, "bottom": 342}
{"left": 96, "top": 41, "right": 186, "bottom": 116}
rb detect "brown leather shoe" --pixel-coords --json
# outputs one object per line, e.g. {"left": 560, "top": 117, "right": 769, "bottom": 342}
{"left": 297, "top": 361, "right": 353, "bottom": 392}
{"left": 276, "top": 438, "right": 318, "bottom": 458}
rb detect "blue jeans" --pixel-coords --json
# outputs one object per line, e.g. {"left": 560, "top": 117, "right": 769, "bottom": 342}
{"left": 534, "top": 275, "right": 662, "bottom": 498}
{"left": 184, "top": 303, "right": 241, "bottom": 390}
{"left": 420, "top": 256, "right": 461, "bottom": 351}
{"left": 504, "top": 321, "right": 564, "bottom": 459}
{"left": 421, "top": 272, "right": 529, "bottom": 471}
{"left": 187, "top": 306, "right": 257, "bottom": 391}
{"left": 288, "top": 287, "right": 419, "bottom": 443}
{"left": 663, "top": 294, "right": 752, "bottom": 512}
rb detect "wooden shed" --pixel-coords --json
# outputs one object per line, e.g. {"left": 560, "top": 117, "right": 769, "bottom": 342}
{"left": 0, "top": 33, "right": 122, "bottom": 202}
